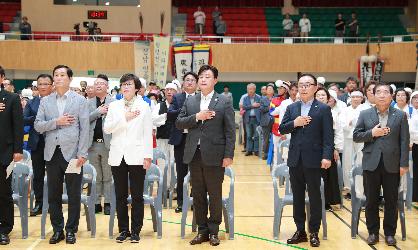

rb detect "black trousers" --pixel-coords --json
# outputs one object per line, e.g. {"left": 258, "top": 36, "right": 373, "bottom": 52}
{"left": 363, "top": 156, "right": 400, "bottom": 236}
{"left": 0, "top": 165, "right": 13, "bottom": 234}
{"left": 189, "top": 148, "right": 224, "bottom": 235}
{"left": 111, "top": 158, "right": 146, "bottom": 234}
{"left": 32, "top": 138, "right": 46, "bottom": 205}
{"left": 46, "top": 147, "right": 83, "bottom": 233}
{"left": 262, "top": 124, "right": 272, "bottom": 157}
{"left": 412, "top": 144, "right": 418, "bottom": 202}
{"left": 289, "top": 158, "right": 322, "bottom": 233}
{"left": 321, "top": 159, "right": 341, "bottom": 205}
{"left": 174, "top": 133, "right": 188, "bottom": 206}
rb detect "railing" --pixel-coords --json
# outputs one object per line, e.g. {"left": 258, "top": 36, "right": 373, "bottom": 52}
{"left": 0, "top": 33, "right": 416, "bottom": 44}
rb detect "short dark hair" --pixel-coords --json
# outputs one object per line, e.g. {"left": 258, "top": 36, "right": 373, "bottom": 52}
{"left": 316, "top": 86, "right": 330, "bottom": 101}
{"left": 198, "top": 64, "right": 219, "bottom": 79}
{"left": 96, "top": 74, "right": 109, "bottom": 82}
{"left": 298, "top": 73, "right": 317, "bottom": 85}
{"left": 149, "top": 81, "right": 156, "bottom": 86}
{"left": 183, "top": 71, "right": 198, "bottom": 82}
{"left": 346, "top": 76, "right": 358, "bottom": 85}
{"left": 364, "top": 80, "right": 377, "bottom": 95}
{"left": 373, "top": 83, "right": 393, "bottom": 95}
{"left": 223, "top": 85, "right": 230, "bottom": 89}
{"left": 53, "top": 65, "right": 73, "bottom": 78}
{"left": 0, "top": 65, "right": 5, "bottom": 77}
{"left": 119, "top": 73, "right": 142, "bottom": 90}
{"left": 36, "top": 74, "right": 53, "bottom": 83}
{"left": 3, "top": 78, "right": 13, "bottom": 86}
{"left": 289, "top": 82, "right": 298, "bottom": 89}
{"left": 394, "top": 88, "right": 410, "bottom": 103}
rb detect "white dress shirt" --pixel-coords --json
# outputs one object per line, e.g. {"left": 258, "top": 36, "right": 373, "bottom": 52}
{"left": 56, "top": 90, "right": 71, "bottom": 116}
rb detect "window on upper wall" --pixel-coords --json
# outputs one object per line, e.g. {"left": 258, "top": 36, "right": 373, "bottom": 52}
{"left": 54, "top": 0, "right": 141, "bottom": 6}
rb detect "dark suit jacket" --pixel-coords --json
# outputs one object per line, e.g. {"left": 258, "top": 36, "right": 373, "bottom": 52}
{"left": 175, "top": 92, "right": 236, "bottom": 166}
{"left": 167, "top": 92, "right": 187, "bottom": 146}
{"left": 279, "top": 99, "right": 334, "bottom": 168}
{"left": 338, "top": 92, "right": 349, "bottom": 104}
{"left": 0, "top": 90, "right": 24, "bottom": 166}
{"left": 259, "top": 96, "right": 273, "bottom": 127}
{"left": 353, "top": 106, "right": 409, "bottom": 173}
{"left": 23, "top": 96, "right": 41, "bottom": 151}
{"left": 242, "top": 94, "right": 261, "bottom": 124}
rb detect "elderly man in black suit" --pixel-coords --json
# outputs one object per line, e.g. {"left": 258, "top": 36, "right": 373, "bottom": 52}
{"left": 176, "top": 65, "right": 235, "bottom": 246}
{"left": 353, "top": 83, "right": 409, "bottom": 246}
{"left": 0, "top": 65, "right": 24, "bottom": 245}
{"left": 279, "top": 74, "right": 334, "bottom": 247}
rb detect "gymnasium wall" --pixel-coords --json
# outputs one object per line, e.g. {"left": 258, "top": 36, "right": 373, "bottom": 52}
{"left": 21, "top": 0, "right": 172, "bottom": 34}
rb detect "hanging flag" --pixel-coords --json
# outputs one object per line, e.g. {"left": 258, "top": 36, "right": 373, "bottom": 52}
{"left": 134, "top": 41, "right": 152, "bottom": 82}
{"left": 192, "top": 44, "right": 212, "bottom": 73}
{"left": 358, "top": 55, "right": 376, "bottom": 87}
{"left": 153, "top": 35, "right": 170, "bottom": 87}
{"left": 172, "top": 42, "right": 193, "bottom": 80}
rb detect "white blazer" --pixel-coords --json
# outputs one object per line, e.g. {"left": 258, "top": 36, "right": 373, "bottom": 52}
{"left": 103, "top": 96, "right": 153, "bottom": 166}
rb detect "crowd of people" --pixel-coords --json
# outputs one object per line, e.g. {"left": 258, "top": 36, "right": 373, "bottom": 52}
{"left": 193, "top": 6, "right": 227, "bottom": 38}
{"left": 0, "top": 64, "right": 417, "bottom": 247}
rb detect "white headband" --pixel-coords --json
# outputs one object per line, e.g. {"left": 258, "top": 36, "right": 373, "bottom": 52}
{"left": 351, "top": 91, "right": 363, "bottom": 97}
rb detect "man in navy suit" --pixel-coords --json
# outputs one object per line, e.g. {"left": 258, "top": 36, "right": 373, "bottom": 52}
{"left": 167, "top": 72, "right": 198, "bottom": 213}
{"left": 24, "top": 74, "right": 54, "bottom": 216}
{"left": 279, "top": 74, "right": 334, "bottom": 247}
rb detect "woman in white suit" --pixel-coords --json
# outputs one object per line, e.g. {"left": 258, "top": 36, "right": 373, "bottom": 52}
{"left": 103, "top": 73, "right": 153, "bottom": 243}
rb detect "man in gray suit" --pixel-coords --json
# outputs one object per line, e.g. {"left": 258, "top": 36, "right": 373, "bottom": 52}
{"left": 176, "top": 65, "right": 235, "bottom": 246}
{"left": 88, "top": 74, "right": 113, "bottom": 215}
{"left": 353, "top": 83, "right": 409, "bottom": 246}
{"left": 35, "top": 65, "right": 89, "bottom": 245}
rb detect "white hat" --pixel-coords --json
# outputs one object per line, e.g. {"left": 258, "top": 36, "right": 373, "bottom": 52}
{"left": 165, "top": 82, "right": 178, "bottom": 92}
{"left": 404, "top": 87, "right": 412, "bottom": 94}
{"left": 351, "top": 90, "right": 364, "bottom": 97}
{"left": 275, "top": 80, "right": 289, "bottom": 91}
{"left": 139, "top": 78, "right": 147, "bottom": 88}
{"left": 410, "top": 91, "right": 418, "bottom": 104}
{"left": 172, "top": 79, "right": 181, "bottom": 89}
{"left": 70, "top": 81, "right": 82, "bottom": 91}
{"left": 317, "top": 77, "right": 326, "bottom": 85}
{"left": 32, "top": 81, "right": 37, "bottom": 87}
{"left": 328, "top": 89, "right": 338, "bottom": 100}
{"left": 390, "top": 84, "right": 396, "bottom": 93}
{"left": 21, "top": 88, "right": 33, "bottom": 99}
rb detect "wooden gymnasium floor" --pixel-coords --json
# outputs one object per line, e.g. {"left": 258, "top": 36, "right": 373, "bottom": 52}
{"left": 4, "top": 140, "right": 418, "bottom": 250}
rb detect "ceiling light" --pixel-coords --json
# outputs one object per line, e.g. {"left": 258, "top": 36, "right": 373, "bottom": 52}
{"left": 105, "top": 2, "right": 110, "bottom": 5}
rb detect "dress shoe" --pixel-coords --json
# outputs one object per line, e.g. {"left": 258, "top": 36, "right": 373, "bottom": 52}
{"left": 309, "top": 232, "right": 320, "bottom": 247}
{"left": 49, "top": 231, "right": 65, "bottom": 244}
{"left": 95, "top": 204, "right": 102, "bottom": 213}
{"left": 130, "top": 232, "right": 140, "bottom": 243}
{"left": 367, "top": 234, "right": 379, "bottom": 245}
{"left": 241, "top": 149, "right": 247, "bottom": 152}
{"left": 254, "top": 151, "right": 259, "bottom": 156}
{"left": 66, "top": 232, "right": 76, "bottom": 244}
{"left": 30, "top": 203, "right": 43, "bottom": 216}
{"left": 189, "top": 233, "right": 209, "bottom": 245}
{"left": 245, "top": 152, "right": 252, "bottom": 156}
{"left": 262, "top": 155, "right": 268, "bottom": 160}
{"left": 0, "top": 234, "right": 10, "bottom": 245}
{"left": 104, "top": 203, "right": 111, "bottom": 215}
{"left": 385, "top": 235, "right": 397, "bottom": 246}
{"left": 287, "top": 230, "right": 308, "bottom": 244}
{"left": 209, "top": 234, "right": 220, "bottom": 246}
{"left": 116, "top": 231, "right": 131, "bottom": 243}
{"left": 344, "top": 193, "right": 351, "bottom": 200}
{"left": 175, "top": 206, "right": 182, "bottom": 213}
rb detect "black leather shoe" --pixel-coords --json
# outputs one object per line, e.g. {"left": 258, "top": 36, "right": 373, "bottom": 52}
{"left": 189, "top": 233, "right": 209, "bottom": 245}
{"left": 385, "top": 235, "right": 397, "bottom": 246}
{"left": 254, "top": 151, "right": 259, "bottom": 156}
{"left": 209, "top": 234, "right": 220, "bottom": 246}
{"left": 367, "top": 234, "right": 379, "bottom": 245}
{"left": 0, "top": 234, "right": 10, "bottom": 245}
{"left": 116, "top": 231, "right": 131, "bottom": 243}
{"left": 130, "top": 232, "right": 140, "bottom": 243}
{"left": 245, "top": 152, "right": 252, "bottom": 156}
{"left": 104, "top": 203, "right": 111, "bottom": 215}
{"left": 49, "top": 231, "right": 65, "bottom": 244}
{"left": 95, "top": 204, "right": 102, "bottom": 213}
{"left": 30, "top": 203, "right": 43, "bottom": 216}
{"left": 66, "top": 232, "right": 76, "bottom": 244}
{"left": 175, "top": 206, "right": 182, "bottom": 213}
{"left": 287, "top": 231, "right": 308, "bottom": 244}
{"left": 309, "top": 232, "right": 320, "bottom": 247}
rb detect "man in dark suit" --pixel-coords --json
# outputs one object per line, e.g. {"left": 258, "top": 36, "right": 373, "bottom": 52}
{"left": 353, "top": 83, "right": 409, "bottom": 246}
{"left": 0, "top": 65, "right": 24, "bottom": 245}
{"left": 176, "top": 65, "right": 235, "bottom": 246}
{"left": 279, "top": 74, "right": 334, "bottom": 248}
{"left": 23, "top": 74, "right": 54, "bottom": 216}
{"left": 338, "top": 76, "right": 358, "bottom": 105}
{"left": 167, "top": 72, "right": 198, "bottom": 213}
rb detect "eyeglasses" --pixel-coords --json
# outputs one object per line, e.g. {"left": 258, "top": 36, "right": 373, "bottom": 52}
{"left": 298, "top": 83, "right": 316, "bottom": 89}
{"left": 121, "top": 82, "right": 134, "bottom": 88}
{"left": 375, "top": 90, "right": 391, "bottom": 96}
